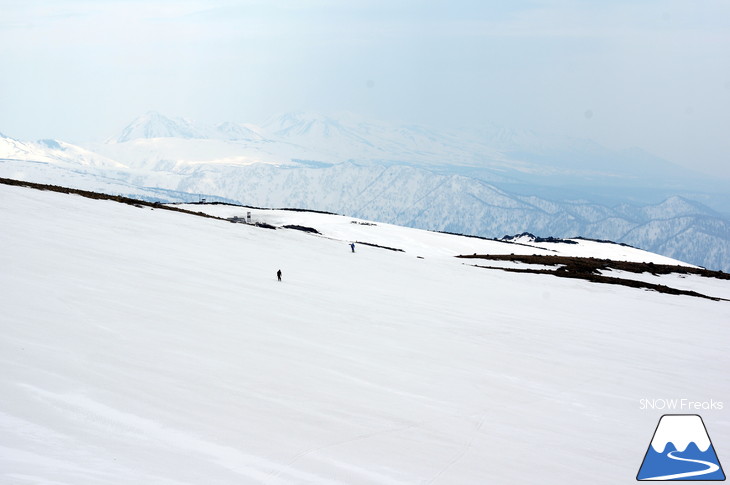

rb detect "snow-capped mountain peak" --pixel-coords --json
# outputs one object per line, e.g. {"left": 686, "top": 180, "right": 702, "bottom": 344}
{"left": 115, "top": 111, "right": 204, "bottom": 142}
{"left": 214, "top": 121, "right": 263, "bottom": 141}
{"left": 114, "top": 112, "right": 267, "bottom": 143}
{"left": 263, "top": 111, "right": 353, "bottom": 138}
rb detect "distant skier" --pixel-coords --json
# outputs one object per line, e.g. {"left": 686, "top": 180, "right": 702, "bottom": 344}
{"left": 350, "top": 243, "right": 355, "bottom": 253}
{"left": 277, "top": 269, "right": 282, "bottom": 282}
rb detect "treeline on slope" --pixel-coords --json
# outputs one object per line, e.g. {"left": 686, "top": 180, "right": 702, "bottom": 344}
{"left": 458, "top": 254, "right": 728, "bottom": 301}
{"left": 459, "top": 254, "right": 727, "bottom": 278}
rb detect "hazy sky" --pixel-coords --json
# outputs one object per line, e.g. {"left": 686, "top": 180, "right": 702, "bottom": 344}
{"left": 1, "top": 0, "right": 729, "bottom": 176}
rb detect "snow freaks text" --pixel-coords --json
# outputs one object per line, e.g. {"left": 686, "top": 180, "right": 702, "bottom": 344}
{"left": 639, "top": 399, "right": 724, "bottom": 411}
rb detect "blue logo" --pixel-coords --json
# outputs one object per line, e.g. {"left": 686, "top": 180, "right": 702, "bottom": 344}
{"left": 637, "top": 414, "right": 725, "bottom": 481}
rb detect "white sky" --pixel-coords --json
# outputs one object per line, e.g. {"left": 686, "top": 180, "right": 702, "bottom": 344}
{"left": 1, "top": 0, "right": 729, "bottom": 177}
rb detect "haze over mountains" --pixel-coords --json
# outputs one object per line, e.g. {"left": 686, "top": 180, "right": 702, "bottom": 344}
{"left": 1, "top": 111, "right": 729, "bottom": 271}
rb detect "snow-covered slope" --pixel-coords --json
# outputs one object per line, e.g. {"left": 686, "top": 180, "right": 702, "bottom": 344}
{"left": 179, "top": 203, "right": 694, "bottom": 267}
{"left": 0, "top": 132, "right": 242, "bottom": 203}
{"left": 3, "top": 111, "right": 730, "bottom": 271}
{"left": 1, "top": 183, "right": 728, "bottom": 484}
{"left": 92, "top": 112, "right": 730, "bottom": 271}
{"left": 0, "top": 160, "right": 233, "bottom": 205}
{"left": 0, "top": 135, "right": 126, "bottom": 169}
{"left": 160, "top": 162, "right": 730, "bottom": 271}
{"left": 4, "top": 143, "right": 729, "bottom": 271}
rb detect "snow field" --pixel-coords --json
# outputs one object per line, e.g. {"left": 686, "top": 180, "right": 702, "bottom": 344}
{"left": 1, "top": 184, "right": 728, "bottom": 484}
{"left": 176, "top": 204, "right": 694, "bottom": 266}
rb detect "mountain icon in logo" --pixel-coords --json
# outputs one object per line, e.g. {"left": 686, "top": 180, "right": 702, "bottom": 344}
{"left": 637, "top": 414, "right": 725, "bottom": 481}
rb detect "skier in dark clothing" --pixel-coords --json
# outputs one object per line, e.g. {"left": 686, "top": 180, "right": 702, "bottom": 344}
{"left": 277, "top": 269, "right": 282, "bottom": 282}
{"left": 350, "top": 243, "right": 355, "bottom": 253}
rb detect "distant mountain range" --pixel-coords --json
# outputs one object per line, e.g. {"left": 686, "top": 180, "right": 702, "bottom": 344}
{"left": 115, "top": 111, "right": 265, "bottom": 143}
{"left": 1, "top": 111, "right": 729, "bottom": 271}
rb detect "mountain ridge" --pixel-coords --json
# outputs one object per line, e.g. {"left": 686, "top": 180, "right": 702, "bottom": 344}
{"left": 2, "top": 112, "right": 730, "bottom": 271}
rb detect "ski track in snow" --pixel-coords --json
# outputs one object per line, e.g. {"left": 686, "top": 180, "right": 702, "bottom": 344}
{"left": 424, "top": 412, "right": 489, "bottom": 485}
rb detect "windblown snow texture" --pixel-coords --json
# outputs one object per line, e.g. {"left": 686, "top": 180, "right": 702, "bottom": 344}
{"left": 1, "top": 183, "right": 728, "bottom": 484}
